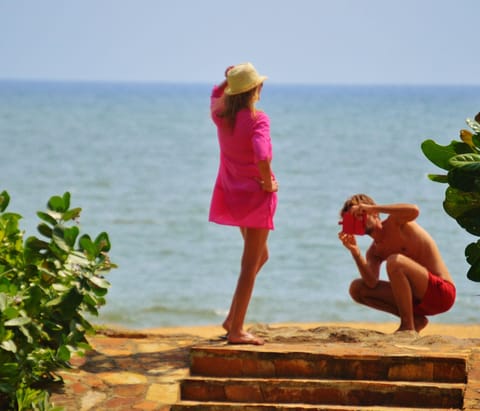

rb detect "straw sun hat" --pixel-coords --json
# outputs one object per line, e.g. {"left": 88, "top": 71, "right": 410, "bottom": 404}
{"left": 225, "top": 62, "right": 268, "bottom": 96}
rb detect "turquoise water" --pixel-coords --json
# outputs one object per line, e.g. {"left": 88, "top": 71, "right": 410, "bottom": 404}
{"left": 1, "top": 81, "right": 480, "bottom": 328}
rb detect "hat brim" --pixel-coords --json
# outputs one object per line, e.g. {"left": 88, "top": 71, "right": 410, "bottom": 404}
{"left": 225, "top": 75, "right": 268, "bottom": 96}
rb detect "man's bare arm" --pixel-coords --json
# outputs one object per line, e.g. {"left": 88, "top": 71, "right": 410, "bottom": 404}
{"left": 338, "top": 233, "right": 381, "bottom": 288}
{"left": 354, "top": 203, "right": 419, "bottom": 224}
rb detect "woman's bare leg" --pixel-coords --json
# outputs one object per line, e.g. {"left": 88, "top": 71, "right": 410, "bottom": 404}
{"left": 223, "top": 227, "right": 270, "bottom": 345}
{"left": 223, "top": 228, "right": 268, "bottom": 333}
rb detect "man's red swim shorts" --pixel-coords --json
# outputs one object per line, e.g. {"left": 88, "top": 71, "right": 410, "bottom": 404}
{"left": 413, "top": 272, "right": 456, "bottom": 316}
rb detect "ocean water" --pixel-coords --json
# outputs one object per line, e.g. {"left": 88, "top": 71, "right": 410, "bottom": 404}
{"left": 1, "top": 80, "right": 480, "bottom": 329}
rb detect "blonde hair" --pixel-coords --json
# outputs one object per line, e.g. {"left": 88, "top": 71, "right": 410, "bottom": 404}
{"left": 340, "top": 194, "right": 376, "bottom": 215}
{"left": 218, "top": 85, "right": 260, "bottom": 130}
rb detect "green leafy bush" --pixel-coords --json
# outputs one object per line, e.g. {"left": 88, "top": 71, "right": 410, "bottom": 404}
{"left": 421, "top": 112, "right": 480, "bottom": 282}
{"left": 0, "top": 191, "right": 116, "bottom": 410}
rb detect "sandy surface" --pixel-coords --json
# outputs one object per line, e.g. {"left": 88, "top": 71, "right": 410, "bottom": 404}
{"left": 93, "top": 321, "right": 480, "bottom": 351}
{"left": 139, "top": 321, "right": 480, "bottom": 339}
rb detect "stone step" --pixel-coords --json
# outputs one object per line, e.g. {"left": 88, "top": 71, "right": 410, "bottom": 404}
{"left": 172, "top": 400, "right": 461, "bottom": 411}
{"left": 179, "top": 376, "right": 464, "bottom": 408}
{"left": 189, "top": 344, "right": 467, "bottom": 383}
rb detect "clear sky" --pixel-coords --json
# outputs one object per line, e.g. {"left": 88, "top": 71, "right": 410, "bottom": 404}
{"left": 1, "top": 0, "right": 479, "bottom": 85}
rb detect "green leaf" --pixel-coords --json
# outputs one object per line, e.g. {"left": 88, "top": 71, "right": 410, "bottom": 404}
{"left": 63, "top": 207, "right": 82, "bottom": 222}
{"left": 443, "top": 187, "right": 480, "bottom": 219}
{"left": 0, "top": 191, "right": 10, "bottom": 212}
{"left": 25, "top": 236, "right": 50, "bottom": 250}
{"left": 19, "top": 325, "right": 33, "bottom": 343}
{"left": 48, "top": 195, "right": 67, "bottom": 212}
{"left": 63, "top": 226, "right": 79, "bottom": 248}
{"left": 449, "top": 153, "right": 480, "bottom": 170}
{"left": 3, "top": 307, "right": 19, "bottom": 320}
{"left": 421, "top": 139, "right": 473, "bottom": 170}
{"left": 79, "top": 235, "right": 96, "bottom": 259}
{"left": 456, "top": 209, "right": 480, "bottom": 236}
{"left": 467, "top": 265, "right": 480, "bottom": 282}
{"left": 4, "top": 317, "right": 31, "bottom": 327}
{"left": 0, "top": 340, "right": 17, "bottom": 353}
{"left": 56, "top": 345, "right": 71, "bottom": 362}
{"left": 447, "top": 167, "right": 480, "bottom": 192}
{"left": 62, "top": 192, "right": 71, "bottom": 209}
{"left": 427, "top": 174, "right": 448, "bottom": 183}
{"left": 1, "top": 213, "right": 22, "bottom": 236}
{"left": 466, "top": 241, "right": 480, "bottom": 281}
{"left": 24, "top": 237, "right": 50, "bottom": 264}
{"left": 88, "top": 276, "right": 110, "bottom": 290}
{"left": 36, "top": 211, "right": 58, "bottom": 226}
{"left": 46, "top": 296, "right": 62, "bottom": 307}
{"left": 0, "top": 361, "right": 19, "bottom": 377}
{"left": 51, "top": 283, "right": 70, "bottom": 292}
{"left": 67, "top": 251, "right": 89, "bottom": 267}
{"left": 55, "top": 287, "right": 83, "bottom": 319}
{"left": 37, "top": 223, "right": 53, "bottom": 238}
{"left": 95, "top": 232, "right": 111, "bottom": 253}
{"left": 52, "top": 226, "right": 72, "bottom": 252}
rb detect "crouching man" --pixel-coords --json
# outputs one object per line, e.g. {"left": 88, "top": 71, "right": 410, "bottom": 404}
{"left": 338, "top": 194, "right": 455, "bottom": 333}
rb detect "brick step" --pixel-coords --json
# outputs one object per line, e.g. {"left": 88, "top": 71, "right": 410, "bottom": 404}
{"left": 189, "top": 345, "right": 467, "bottom": 383}
{"left": 179, "top": 376, "right": 464, "bottom": 408}
{"left": 172, "top": 400, "right": 461, "bottom": 411}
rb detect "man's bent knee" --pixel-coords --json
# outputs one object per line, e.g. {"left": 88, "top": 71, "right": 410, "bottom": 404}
{"left": 349, "top": 279, "right": 364, "bottom": 302}
{"left": 386, "top": 253, "right": 407, "bottom": 272}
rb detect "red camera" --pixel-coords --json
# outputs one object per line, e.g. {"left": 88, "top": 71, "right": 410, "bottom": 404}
{"left": 339, "top": 212, "right": 366, "bottom": 235}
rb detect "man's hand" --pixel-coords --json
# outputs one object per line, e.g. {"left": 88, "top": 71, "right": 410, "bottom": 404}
{"left": 338, "top": 232, "right": 360, "bottom": 254}
{"left": 350, "top": 203, "right": 373, "bottom": 218}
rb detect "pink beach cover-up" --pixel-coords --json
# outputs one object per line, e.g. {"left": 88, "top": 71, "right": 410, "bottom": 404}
{"left": 208, "top": 85, "right": 277, "bottom": 229}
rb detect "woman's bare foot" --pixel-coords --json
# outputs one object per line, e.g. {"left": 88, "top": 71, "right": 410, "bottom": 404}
{"left": 227, "top": 331, "right": 264, "bottom": 345}
{"left": 222, "top": 320, "right": 231, "bottom": 334}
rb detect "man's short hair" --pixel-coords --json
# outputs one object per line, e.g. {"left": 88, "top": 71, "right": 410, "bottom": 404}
{"left": 341, "top": 194, "right": 376, "bottom": 216}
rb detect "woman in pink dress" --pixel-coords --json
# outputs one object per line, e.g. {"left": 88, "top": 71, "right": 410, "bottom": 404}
{"left": 209, "top": 62, "right": 278, "bottom": 345}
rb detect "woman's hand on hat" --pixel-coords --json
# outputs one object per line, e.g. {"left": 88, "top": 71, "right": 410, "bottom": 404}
{"left": 224, "top": 65, "right": 234, "bottom": 78}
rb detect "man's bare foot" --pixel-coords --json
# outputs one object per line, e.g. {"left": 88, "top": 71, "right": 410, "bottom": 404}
{"left": 414, "top": 316, "right": 428, "bottom": 333}
{"left": 395, "top": 321, "right": 417, "bottom": 333}
{"left": 227, "top": 331, "right": 264, "bottom": 345}
{"left": 394, "top": 328, "right": 418, "bottom": 338}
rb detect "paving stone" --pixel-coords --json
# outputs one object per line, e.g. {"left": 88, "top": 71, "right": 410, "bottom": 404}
{"left": 147, "top": 382, "right": 179, "bottom": 403}
{"left": 113, "top": 383, "right": 148, "bottom": 397}
{"left": 104, "top": 396, "right": 139, "bottom": 408}
{"left": 43, "top": 324, "right": 480, "bottom": 411}
{"left": 80, "top": 390, "right": 107, "bottom": 411}
{"left": 98, "top": 371, "right": 148, "bottom": 385}
{"left": 133, "top": 399, "right": 163, "bottom": 410}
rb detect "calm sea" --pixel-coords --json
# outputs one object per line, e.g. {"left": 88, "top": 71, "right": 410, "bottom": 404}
{"left": 1, "top": 80, "right": 480, "bottom": 328}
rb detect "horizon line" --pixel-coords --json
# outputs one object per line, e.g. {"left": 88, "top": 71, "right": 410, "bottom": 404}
{"left": 1, "top": 77, "right": 479, "bottom": 88}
